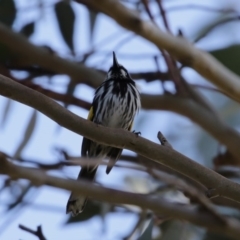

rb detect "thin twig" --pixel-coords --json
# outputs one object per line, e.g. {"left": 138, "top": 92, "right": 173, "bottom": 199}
{"left": 156, "top": 0, "right": 171, "bottom": 33}
{"left": 19, "top": 224, "right": 47, "bottom": 240}
{"left": 142, "top": 0, "right": 182, "bottom": 90}
{"left": 156, "top": 0, "right": 184, "bottom": 91}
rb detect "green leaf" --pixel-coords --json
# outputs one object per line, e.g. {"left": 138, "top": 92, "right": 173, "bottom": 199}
{"left": 55, "top": 1, "right": 75, "bottom": 53}
{"left": 0, "top": 0, "right": 16, "bottom": 26}
{"left": 13, "top": 110, "right": 38, "bottom": 159}
{"left": 20, "top": 22, "right": 35, "bottom": 38}
{"left": 210, "top": 45, "right": 240, "bottom": 76}
{"left": 137, "top": 219, "right": 153, "bottom": 240}
{"left": 88, "top": 8, "right": 98, "bottom": 43}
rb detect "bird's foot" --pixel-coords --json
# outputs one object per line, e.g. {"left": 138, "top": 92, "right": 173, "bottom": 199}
{"left": 132, "top": 130, "right": 141, "bottom": 136}
{"left": 94, "top": 120, "right": 102, "bottom": 126}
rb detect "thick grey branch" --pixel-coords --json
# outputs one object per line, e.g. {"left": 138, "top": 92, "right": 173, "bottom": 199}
{"left": 5, "top": 66, "right": 240, "bottom": 164}
{"left": 0, "top": 74, "right": 240, "bottom": 205}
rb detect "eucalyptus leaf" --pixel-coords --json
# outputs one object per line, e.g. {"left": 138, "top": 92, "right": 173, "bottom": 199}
{"left": 1, "top": 98, "right": 13, "bottom": 128}
{"left": 55, "top": 1, "right": 75, "bottom": 53}
{"left": 210, "top": 45, "right": 240, "bottom": 77}
{"left": 88, "top": 8, "right": 98, "bottom": 43}
{"left": 64, "top": 78, "right": 77, "bottom": 109}
{"left": 0, "top": 0, "right": 16, "bottom": 26}
{"left": 13, "top": 110, "right": 38, "bottom": 159}
{"left": 137, "top": 219, "right": 153, "bottom": 240}
{"left": 20, "top": 22, "right": 35, "bottom": 38}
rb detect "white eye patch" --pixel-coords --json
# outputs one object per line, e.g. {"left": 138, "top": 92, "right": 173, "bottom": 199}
{"left": 107, "top": 70, "right": 113, "bottom": 79}
{"left": 120, "top": 69, "right": 127, "bottom": 77}
{"left": 106, "top": 67, "right": 128, "bottom": 80}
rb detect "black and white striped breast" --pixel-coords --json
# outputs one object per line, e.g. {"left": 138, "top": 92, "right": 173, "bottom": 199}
{"left": 92, "top": 79, "right": 140, "bottom": 129}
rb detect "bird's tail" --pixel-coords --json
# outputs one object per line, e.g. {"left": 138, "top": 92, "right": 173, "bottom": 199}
{"left": 66, "top": 166, "right": 97, "bottom": 216}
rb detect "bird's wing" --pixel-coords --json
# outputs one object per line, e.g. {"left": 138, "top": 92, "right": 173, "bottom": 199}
{"left": 81, "top": 106, "right": 94, "bottom": 157}
{"left": 106, "top": 148, "right": 123, "bottom": 174}
{"left": 106, "top": 121, "right": 133, "bottom": 174}
{"left": 67, "top": 107, "right": 96, "bottom": 216}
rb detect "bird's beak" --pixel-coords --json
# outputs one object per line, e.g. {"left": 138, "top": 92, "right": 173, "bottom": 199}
{"left": 113, "top": 51, "right": 119, "bottom": 68}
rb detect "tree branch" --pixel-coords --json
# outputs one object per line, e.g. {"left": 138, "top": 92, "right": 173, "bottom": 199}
{"left": 0, "top": 155, "right": 239, "bottom": 239}
{"left": 77, "top": 0, "right": 240, "bottom": 103}
{"left": 1, "top": 74, "right": 240, "bottom": 204}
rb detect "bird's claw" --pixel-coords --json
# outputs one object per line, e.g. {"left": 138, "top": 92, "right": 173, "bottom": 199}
{"left": 132, "top": 130, "right": 141, "bottom": 136}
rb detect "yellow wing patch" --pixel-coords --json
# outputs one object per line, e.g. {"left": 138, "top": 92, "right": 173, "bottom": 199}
{"left": 87, "top": 106, "right": 94, "bottom": 121}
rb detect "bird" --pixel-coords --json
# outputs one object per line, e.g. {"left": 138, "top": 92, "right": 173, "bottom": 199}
{"left": 66, "top": 52, "right": 141, "bottom": 216}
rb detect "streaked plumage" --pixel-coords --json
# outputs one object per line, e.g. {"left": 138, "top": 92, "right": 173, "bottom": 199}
{"left": 66, "top": 52, "right": 141, "bottom": 216}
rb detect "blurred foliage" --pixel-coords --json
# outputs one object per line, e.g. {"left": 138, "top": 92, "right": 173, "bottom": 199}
{"left": 203, "top": 232, "right": 235, "bottom": 240}
{"left": 210, "top": 45, "right": 240, "bottom": 77}
{"left": 55, "top": 1, "right": 76, "bottom": 53}
{"left": 138, "top": 219, "right": 153, "bottom": 240}
{"left": 87, "top": 8, "right": 98, "bottom": 43}
{"left": 0, "top": 0, "right": 16, "bottom": 26}
{"left": 159, "top": 221, "right": 204, "bottom": 240}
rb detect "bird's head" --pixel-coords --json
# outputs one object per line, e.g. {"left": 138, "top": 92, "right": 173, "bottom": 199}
{"left": 106, "top": 52, "right": 131, "bottom": 80}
